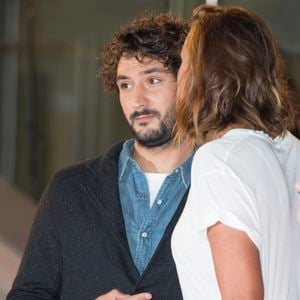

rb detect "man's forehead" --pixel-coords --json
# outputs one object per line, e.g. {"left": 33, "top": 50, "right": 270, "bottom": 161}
{"left": 117, "top": 56, "right": 169, "bottom": 76}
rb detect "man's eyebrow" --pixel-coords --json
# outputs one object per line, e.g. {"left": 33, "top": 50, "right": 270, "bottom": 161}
{"left": 142, "top": 67, "right": 168, "bottom": 74}
{"left": 116, "top": 75, "right": 129, "bottom": 82}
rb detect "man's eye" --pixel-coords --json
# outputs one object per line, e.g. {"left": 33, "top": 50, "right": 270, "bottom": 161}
{"left": 119, "top": 82, "right": 131, "bottom": 90}
{"left": 149, "top": 78, "right": 161, "bottom": 85}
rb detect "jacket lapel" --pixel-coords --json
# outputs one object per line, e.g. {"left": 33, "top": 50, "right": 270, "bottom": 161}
{"left": 82, "top": 142, "right": 140, "bottom": 281}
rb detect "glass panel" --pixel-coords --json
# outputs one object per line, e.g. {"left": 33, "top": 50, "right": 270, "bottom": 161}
{"left": 12, "top": 0, "right": 169, "bottom": 198}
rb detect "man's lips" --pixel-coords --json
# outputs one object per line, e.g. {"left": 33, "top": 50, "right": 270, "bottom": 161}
{"left": 135, "top": 114, "right": 154, "bottom": 122}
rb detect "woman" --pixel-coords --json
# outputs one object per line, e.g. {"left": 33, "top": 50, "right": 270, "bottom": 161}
{"left": 172, "top": 4, "right": 300, "bottom": 300}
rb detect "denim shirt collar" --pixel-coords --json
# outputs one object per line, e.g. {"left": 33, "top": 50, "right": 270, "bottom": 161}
{"left": 118, "top": 139, "right": 193, "bottom": 188}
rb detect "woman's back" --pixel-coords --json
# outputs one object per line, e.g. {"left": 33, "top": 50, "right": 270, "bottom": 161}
{"left": 172, "top": 129, "right": 300, "bottom": 299}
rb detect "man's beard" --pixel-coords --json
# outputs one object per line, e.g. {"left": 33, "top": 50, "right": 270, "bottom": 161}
{"left": 129, "top": 108, "right": 175, "bottom": 148}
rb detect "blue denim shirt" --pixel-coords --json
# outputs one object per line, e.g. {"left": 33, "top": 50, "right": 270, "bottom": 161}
{"left": 118, "top": 139, "right": 193, "bottom": 274}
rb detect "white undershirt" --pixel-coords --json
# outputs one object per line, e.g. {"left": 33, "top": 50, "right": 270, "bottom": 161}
{"left": 144, "top": 173, "right": 168, "bottom": 208}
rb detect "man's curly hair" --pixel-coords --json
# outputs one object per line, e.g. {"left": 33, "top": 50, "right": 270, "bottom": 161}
{"left": 99, "top": 12, "right": 189, "bottom": 92}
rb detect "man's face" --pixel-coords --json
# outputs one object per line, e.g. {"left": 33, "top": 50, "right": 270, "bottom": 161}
{"left": 116, "top": 56, "right": 177, "bottom": 148}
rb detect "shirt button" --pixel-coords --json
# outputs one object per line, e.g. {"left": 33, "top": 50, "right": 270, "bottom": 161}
{"left": 138, "top": 193, "right": 145, "bottom": 200}
{"left": 157, "top": 199, "right": 163, "bottom": 205}
{"left": 141, "top": 232, "right": 148, "bottom": 238}
{"left": 175, "top": 168, "right": 179, "bottom": 173}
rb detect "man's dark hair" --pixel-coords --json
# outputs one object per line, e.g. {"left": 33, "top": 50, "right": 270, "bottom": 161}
{"left": 99, "top": 12, "right": 189, "bottom": 92}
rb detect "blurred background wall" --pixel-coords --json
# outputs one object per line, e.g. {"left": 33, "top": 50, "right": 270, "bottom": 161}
{"left": 0, "top": 0, "right": 299, "bottom": 298}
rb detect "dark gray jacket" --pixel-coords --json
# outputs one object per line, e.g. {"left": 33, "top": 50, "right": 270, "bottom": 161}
{"left": 7, "top": 141, "right": 188, "bottom": 300}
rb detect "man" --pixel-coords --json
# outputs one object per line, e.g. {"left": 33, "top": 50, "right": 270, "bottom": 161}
{"left": 7, "top": 12, "right": 193, "bottom": 300}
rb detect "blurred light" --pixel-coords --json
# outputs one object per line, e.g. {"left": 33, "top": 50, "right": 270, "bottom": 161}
{"left": 206, "top": 0, "right": 218, "bottom": 4}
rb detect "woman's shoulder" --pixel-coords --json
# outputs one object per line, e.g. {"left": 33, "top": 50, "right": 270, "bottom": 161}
{"left": 192, "top": 138, "right": 233, "bottom": 176}
{"left": 194, "top": 134, "right": 239, "bottom": 164}
{"left": 196, "top": 129, "right": 274, "bottom": 157}
{"left": 192, "top": 129, "right": 274, "bottom": 176}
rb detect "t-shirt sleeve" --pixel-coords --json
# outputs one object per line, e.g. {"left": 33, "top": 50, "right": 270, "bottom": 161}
{"left": 189, "top": 169, "right": 262, "bottom": 250}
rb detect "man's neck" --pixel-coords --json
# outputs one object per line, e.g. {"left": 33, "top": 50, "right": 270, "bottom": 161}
{"left": 132, "top": 140, "right": 194, "bottom": 173}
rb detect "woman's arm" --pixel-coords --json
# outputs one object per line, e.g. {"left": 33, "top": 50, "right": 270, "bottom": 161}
{"left": 208, "top": 222, "right": 264, "bottom": 300}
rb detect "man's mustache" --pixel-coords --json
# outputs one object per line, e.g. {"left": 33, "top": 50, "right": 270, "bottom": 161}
{"left": 130, "top": 108, "right": 160, "bottom": 122}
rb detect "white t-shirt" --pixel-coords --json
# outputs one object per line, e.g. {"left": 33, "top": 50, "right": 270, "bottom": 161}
{"left": 144, "top": 172, "right": 168, "bottom": 207}
{"left": 172, "top": 129, "right": 300, "bottom": 300}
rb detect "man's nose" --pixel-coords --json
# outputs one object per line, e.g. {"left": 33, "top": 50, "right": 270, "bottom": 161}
{"left": 133, "top": 84, "right": 149, "bottom": 108}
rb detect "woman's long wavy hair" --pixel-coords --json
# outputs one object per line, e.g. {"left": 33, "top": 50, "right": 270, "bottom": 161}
{"left": 176, "top": 5, "right": 296, "bottom": 145}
